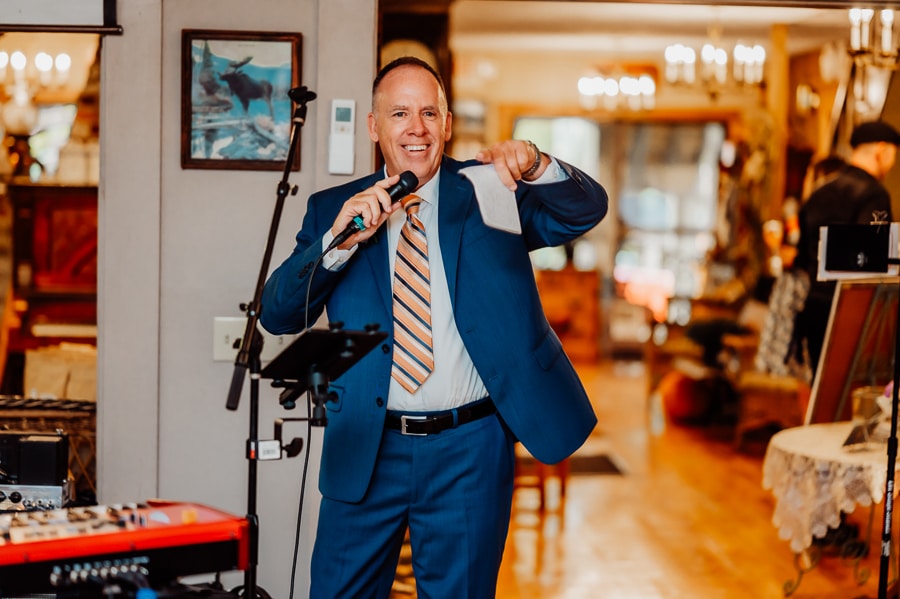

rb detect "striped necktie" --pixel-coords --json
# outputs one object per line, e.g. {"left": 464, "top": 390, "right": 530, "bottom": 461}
{"left": 391, "top": 194, "right": 434, "bottom": 393}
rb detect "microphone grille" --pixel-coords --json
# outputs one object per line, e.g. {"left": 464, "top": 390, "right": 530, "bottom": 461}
{"left": 398, "top": 170, "right": 419, "bottom": 192}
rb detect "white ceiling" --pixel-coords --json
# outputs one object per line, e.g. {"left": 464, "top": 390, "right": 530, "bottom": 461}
{"left": 450, "top": 1, "right": 851, "bottom": 56}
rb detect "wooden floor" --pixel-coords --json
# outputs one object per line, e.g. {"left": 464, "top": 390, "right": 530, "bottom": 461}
{"left": 388, "top": 357, "right": 893, "bottom": 598}
{"left": 494, "top": 358, "right": 890, "bottom": 599}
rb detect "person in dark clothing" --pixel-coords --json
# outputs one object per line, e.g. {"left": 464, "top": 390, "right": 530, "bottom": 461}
{"left": 794, "top": 120, "right": 900, "bottom": 373}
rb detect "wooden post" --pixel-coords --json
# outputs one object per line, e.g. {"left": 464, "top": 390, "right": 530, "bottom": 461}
{"left": 766, "top": 23, "right": 790, "bottom": 222}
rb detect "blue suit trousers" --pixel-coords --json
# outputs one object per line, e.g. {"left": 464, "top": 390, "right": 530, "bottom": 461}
{"left": 309, "top": 413, "right": 515, "bottom": 599}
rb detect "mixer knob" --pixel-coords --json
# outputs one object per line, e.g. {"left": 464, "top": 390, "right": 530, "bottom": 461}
{"left": 8, "top": 492, "right": 21, "bottom": 503}
{"left": 0, "top": 491, "right": 6, "bottom": 501}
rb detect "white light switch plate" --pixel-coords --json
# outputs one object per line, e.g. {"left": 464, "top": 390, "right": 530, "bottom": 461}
{"left": 213, "top": 316, "right": 298, "bottom": 362}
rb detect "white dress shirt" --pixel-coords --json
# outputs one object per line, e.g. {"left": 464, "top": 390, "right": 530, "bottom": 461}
{"left": 321, "top": 159, "right": 565, "bottom": 411}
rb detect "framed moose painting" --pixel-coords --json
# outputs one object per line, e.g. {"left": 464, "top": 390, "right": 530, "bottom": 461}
{"left": 181, "top": 30, "right": 303, "bottom": 171}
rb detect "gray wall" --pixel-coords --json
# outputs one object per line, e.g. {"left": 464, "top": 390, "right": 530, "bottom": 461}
{"left": 100, "top": 0, "right": 376, "bottom": 595}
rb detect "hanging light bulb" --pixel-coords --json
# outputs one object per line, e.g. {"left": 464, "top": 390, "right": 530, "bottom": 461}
{"left": 860, "top": 8, "right": 875, "bottom": 51}
{"left": 34, "top": 52, "right": 54, "bottom": 85}
{"left": 55, "top": 53, "right": 71, "bottom": 84}
{"left": 881, "top": 9, "right": 894, "bottom": 55}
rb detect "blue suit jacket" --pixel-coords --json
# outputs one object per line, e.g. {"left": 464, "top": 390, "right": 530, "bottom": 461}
{"left": 261, "top": 156, "right": 608, "bottom": 502}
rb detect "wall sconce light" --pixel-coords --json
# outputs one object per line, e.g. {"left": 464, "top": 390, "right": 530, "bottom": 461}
{"left": 795, "top": 83, "right": 820, "bottom": 117}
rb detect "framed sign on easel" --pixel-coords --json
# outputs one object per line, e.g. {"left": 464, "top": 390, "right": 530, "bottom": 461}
{"left": 804, "top": 278, "right": 898, "bottom": 424}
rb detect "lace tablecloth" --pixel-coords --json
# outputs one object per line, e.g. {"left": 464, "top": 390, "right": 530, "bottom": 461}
{"left": 762, "top": 421, "right": 892, "bottom": 553}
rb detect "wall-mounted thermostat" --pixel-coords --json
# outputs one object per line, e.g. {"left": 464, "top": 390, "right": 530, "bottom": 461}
{"left": 328, "top": 99, "right": 355, "bottom": 175}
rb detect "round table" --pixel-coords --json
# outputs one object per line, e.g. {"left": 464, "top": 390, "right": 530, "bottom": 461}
{"left": 762, "top": 421, "right": 893, "bottom": 595}
{"left": 763, "top": 421, "right": 890, "bottom": 552}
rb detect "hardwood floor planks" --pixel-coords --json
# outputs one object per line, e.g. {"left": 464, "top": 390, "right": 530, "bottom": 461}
{"left": 390, "top": 358, "right": 889, "bottom": 598}
{"left": 496, "top": 359, "right": 888, "bottom": 599}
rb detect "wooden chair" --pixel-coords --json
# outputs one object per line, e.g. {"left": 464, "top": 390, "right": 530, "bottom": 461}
{"left": 731, "top": 367, "right": 808, "bottom": 448}
{"left": 513, "top": 444, "right": 569, "bottom": 512}
{"left": 721, "top": 302, "right": 808, "bottom": 449}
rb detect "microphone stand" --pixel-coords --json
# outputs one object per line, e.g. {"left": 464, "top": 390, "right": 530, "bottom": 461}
{"left": 875, "top": 258, "right": 900, "bottom": 599}
{"left": 855, "top": 258, "right": 900, "bottom": 599}
{"left": 225, "top": 85, "right": 316, "bottom": 599}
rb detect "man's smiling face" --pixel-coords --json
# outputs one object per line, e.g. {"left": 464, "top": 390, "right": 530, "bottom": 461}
{"left": 368, "top": 63, "right": 452, "bottom": 188}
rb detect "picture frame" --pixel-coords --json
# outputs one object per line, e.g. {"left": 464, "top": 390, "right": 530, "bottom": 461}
{"left": 181, "top": 29, "right": 303, "bottom": 171}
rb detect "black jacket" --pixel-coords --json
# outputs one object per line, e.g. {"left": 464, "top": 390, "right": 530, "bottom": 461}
{"left": 794, "top": 164, "right": 892, "bottom": 304}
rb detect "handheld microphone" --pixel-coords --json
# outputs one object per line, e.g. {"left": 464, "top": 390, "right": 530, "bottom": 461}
{"left": 325, "top": 170, "right": 419, "bottom": 252}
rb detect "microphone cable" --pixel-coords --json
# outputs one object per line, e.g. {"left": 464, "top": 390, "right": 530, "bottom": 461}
{"left": 283, "top": 254, "right": 321, "bottom": 599}
{"left": 286, "top": 398, "right": 314, "bottom": 599}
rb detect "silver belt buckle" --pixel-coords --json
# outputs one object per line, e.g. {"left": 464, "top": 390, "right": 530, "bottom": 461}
{"left": 400, "top": 414, "right": 428, "bottom": 436}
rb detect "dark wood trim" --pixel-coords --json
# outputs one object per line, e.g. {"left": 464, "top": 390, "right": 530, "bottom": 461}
{"left": 0, "top": 24, "right": 122, "bottom": 34}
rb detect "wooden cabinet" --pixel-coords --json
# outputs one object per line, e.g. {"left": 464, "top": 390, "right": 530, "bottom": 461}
{"left": 535, "top": 267, "right": 600, "bottom": 362}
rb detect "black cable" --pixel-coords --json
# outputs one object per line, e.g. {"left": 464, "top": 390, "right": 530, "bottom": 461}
{"left": 303, "top": 250, "right": 325, "bottom": 332}
{"left": 287, "top": 395, "right": 315, "bottom": 599}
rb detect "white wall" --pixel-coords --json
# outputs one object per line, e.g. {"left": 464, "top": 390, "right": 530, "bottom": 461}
{"left": 5, "top": 0, "right": 107, "bottom": 27}
{"left": 100, "top": 1, "right": 376, "bottom": 596}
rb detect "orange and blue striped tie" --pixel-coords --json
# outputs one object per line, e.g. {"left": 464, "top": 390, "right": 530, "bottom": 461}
{"left": 391, "top": 194, "right": 434, "bottom": 393}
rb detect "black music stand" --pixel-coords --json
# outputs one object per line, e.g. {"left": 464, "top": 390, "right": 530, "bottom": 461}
{"left": 260, "top": 324, "right": 387, "bottom": 422}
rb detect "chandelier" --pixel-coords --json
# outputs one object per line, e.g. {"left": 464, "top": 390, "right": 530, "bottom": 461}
{"left": 0, "top": 32, "right": 99, "bottom": 183}
{"left": 848, "top": 8, "right": 898, "bottom": 68}
{"left": 842, "top": 8, "right": 899, "bottom": 123}
{"left": 577, "top": 69, "right": 656, "bottom": 111}
{"left": 0, "top": 50, "right": 72, "bottom": 135}
{"left": 663, "top": 26, "right": 766, "bottom": 100}
{"left": 0, "top": 49, "right": 72, "bottom": 180}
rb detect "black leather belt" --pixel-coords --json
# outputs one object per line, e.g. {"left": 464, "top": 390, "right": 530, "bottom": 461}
{"left": 385, "top": 398, "right": 496, "bottom": 436}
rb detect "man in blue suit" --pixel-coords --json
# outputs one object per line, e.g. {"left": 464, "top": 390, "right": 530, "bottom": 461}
{"left": 260, "top": 56, "right": 608, "bottom": 598}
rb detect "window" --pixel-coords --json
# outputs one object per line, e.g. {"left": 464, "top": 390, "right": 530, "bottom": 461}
{"left": 514, "top": 116, "right": 725, "bottom": 323}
